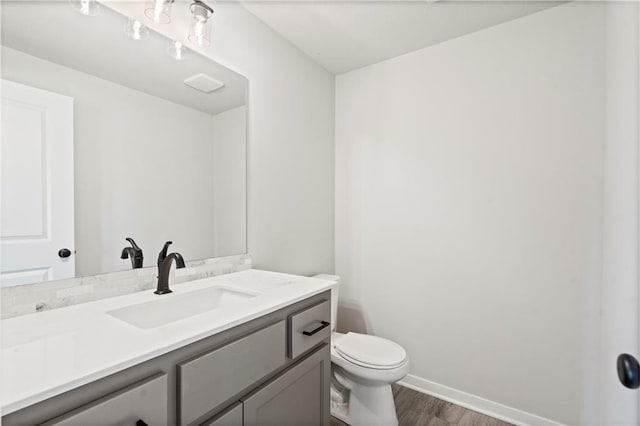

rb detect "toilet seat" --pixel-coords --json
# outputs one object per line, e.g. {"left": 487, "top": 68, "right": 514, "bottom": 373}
{"left": 334, "top": 332, "right": 407, "bottom": 370}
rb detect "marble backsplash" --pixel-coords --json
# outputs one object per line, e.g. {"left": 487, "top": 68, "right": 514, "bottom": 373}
{"left": 1, "top": 254, "right": 252, "bottom": 319}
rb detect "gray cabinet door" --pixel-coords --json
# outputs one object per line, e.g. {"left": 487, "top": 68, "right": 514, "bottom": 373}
{"left": 201, "top": 403, "right": 242, "bottom": 426}
{"left": 42, "top": 373, "right": 168, "bottom": 426}
{"left": 178, "top": 320, "right": 286, "bottom": 426}
{"left": 241, "top": 344, "right": 330, "bottom": 426}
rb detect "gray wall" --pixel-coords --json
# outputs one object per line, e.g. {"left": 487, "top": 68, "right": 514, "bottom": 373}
{"left": 107, "top": 2, "right": 336, "bottom": 277}
{"left": 212, "top": 106, "right": 247, "bottom": 257}
{"left": 219, "top": 5, "right": 335, "bottom": 276}
{"left": 335, "top": 3, "right": 604, "bottom": 424}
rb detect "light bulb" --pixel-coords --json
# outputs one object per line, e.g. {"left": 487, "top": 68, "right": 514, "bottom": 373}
{"left": 80, "top": 0, "right": 90, "bottom": 15}
{"left": 125, "top": 19, "right": 149, "bottom": 41}
{"left": 194, "top": 20, "right": 205, "bottom": 45}
{"left": 144, "top": 0, "right": 174, "bottom": 24}
{"left": 69, "top": 0, "right": 99, "bottom": 16}
{"left": 167, "top": 40, "right": 187, "bottom": 61}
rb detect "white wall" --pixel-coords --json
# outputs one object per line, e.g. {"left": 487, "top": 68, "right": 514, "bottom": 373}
{"left": 2, "top": 46, "right": 219, "bottom": 276}
{"left": 212, "top": 106, "right": 247, "bottom": 257}
{"left": 106, "top": 2, "right": 336, "bottom": 276}
{"left": 335, "top": 3, "right": 604, "bottom": 424}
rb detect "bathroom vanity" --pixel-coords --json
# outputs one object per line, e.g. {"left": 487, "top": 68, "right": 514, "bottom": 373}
{"left": 1, "top": 270, "right": 335, "bottom": 426}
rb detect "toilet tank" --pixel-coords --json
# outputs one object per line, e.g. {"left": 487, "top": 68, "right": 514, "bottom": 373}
{"left": 312, "top": 274, "right": 340, "bottom": 332}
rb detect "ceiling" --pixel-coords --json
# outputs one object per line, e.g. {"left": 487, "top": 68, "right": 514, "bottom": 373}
{"left": 1, "top": 1, "right": 247, "bottom": 115}
{"left": 241, "top": 1, "right": 564, "bottom": 74}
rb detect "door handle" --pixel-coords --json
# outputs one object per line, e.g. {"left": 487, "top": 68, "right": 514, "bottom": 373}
{"left": 58, "top": 248, "right": 72, "bottom": 258}
{"left": 617, "top": 353, "right": 640, "bottom": 389}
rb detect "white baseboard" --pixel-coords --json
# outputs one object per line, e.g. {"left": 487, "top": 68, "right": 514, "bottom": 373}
{"left": 397, "top": 374, "right": 565, "bottom": 426}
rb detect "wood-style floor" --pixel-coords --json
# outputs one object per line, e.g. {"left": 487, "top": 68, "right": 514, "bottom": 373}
{"left": 330, "top": 384, "right": 514, "bottom": 426}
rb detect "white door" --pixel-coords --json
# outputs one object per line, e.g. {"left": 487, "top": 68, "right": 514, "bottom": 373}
{"left": 0, "top": 80, "right": 75, "bottom": 287}
{"left": 600, "top": 2, "right": 640, "bottom": 424}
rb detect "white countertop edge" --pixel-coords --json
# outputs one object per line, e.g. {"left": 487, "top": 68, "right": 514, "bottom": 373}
{"left": 1, "top": 270, "right": 337, "bottom": 415}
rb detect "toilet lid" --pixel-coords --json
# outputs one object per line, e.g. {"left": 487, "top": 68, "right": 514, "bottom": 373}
{"left": 334, "top": 332, "right": 407, "bottom": 369}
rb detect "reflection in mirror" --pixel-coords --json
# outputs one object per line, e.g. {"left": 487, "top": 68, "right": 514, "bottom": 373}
{"left": 1, "top": 1, "right": 247, "bottom": 287}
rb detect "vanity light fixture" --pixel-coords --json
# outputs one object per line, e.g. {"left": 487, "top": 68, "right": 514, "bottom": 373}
{"left": 144, "top": 0, "right": 174, "bottom": 24}
{"left": 167, "top": 40, "right": 187, "bottom": 60}
{"left": 125, "top": 19, "right": 149, "bottom": 41}
{"left": 69, "top": 0, "right": 99, "bottom": 16}
{"left": 188, "top": 0, "right": 214, "bottom": 47}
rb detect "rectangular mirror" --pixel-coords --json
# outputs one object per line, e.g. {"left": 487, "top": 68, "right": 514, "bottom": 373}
{"left": 1, "top": 1, "right": 247, "bottom": 287}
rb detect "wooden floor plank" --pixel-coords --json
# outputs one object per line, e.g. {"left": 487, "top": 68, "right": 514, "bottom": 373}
{"left": 330, "top": 384, "right": 513, "bottom": 426}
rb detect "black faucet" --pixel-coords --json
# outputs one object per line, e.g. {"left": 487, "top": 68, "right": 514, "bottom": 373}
{"left": 120, "top": 237, "right": 144, "bottom": 269}
{"left": 155, "top": 242, "right": 185, "bottom": 295}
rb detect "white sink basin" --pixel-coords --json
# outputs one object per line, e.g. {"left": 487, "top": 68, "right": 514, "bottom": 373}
{"left": 107, "top": 286, "right": 257, "bottom": 329}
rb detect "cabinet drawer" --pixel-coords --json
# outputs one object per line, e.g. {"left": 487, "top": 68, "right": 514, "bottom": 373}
{"left": 177, "top": 320, "right": 286, "bottom": 426}
{"left": 43, "top": 373, "right": 168, "bottom": 426}
{"left": 288, "top": 300, "right": 331, "bottom": 359}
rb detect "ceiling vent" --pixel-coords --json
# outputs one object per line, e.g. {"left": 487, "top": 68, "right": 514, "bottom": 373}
{"left": 183, "top": 73, "right": 224, "bottom": 93}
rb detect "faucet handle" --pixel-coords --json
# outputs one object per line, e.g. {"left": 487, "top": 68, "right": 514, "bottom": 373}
{"left": 157, "top": 241, "right": 173, "bottom": 267}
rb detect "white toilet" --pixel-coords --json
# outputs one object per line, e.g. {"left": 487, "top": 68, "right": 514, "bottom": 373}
{"left": 313, "top": 275, "right": 410, "bottom": 426}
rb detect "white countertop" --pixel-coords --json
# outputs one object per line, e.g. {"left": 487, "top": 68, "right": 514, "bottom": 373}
{"left": 0, "top": 269, "right": 336, "bottom": 415}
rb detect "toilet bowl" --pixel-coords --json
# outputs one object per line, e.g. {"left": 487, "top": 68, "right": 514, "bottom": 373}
{"left": 312, "top": 275, "right": 409, "bottom": 426}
